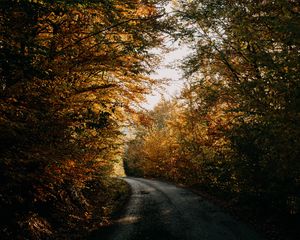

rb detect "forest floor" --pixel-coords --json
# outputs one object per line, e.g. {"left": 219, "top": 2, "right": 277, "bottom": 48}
{"left": 53, "top": 177, "right": 131, "bottom": 240}
{"left": 8, "top": 177, "right": 132, "bottom": 240}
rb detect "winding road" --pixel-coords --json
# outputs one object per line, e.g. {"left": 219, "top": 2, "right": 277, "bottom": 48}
{"left": 91, "top": 177, "right": 264, "bottom": 240}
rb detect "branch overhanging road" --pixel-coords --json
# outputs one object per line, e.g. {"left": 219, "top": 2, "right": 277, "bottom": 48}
{"left": 91, "top": 177, "right": 265, "bottom": 240}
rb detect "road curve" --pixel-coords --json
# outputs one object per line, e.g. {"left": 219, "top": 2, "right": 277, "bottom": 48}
{"left": 93, "top": 177, "right": 265, "bottom": 240}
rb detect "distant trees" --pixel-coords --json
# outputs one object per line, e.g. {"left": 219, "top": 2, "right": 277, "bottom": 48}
{"left": 0, "top": 0, "right": 166, "bottom": 238}
{"left": 124, "top": 0, "right": 300, "bottom": 220}
{"left": 124, "top": 100, "right": 180, "bottom": 179}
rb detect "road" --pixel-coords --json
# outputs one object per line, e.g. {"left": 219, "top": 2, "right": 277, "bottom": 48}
{"left": 91, "top": 177, "right": 264, "bottom": 240}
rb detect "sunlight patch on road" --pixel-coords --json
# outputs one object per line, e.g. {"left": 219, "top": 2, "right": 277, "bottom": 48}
{"left": 117, "top": 215, "right": 141, "bottom": 225}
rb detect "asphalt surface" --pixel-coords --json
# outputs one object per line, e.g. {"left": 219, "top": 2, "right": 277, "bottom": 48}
{"left": 91, "top": 177, "right": 265, "bottom": 240}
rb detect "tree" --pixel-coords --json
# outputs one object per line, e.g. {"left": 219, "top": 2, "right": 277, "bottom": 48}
{"left": 0, "top": 0, "right": 168, "bottom": 238}
{"left": 126, "top": 0, "right": 300, "bottom": 219}
{"left": 173, "top": 0, "right": 300, "bottom": 213}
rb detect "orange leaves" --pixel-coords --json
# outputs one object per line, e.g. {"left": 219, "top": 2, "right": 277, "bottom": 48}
{"left": 137, "top": 4, "right": 156, "bottom": 17}
{"left": 0, "top": 1, "right": 167, "bottom": 238}
{"left": 124, "top": 83, "right": 238, "bottom": 184}
{"left": 137, "top": 112, "right": 153, "bottom": 127}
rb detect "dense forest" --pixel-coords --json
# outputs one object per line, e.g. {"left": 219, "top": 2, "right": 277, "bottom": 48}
{"left": 0, "top": 0, "right": 169, "bottom": 238}
{"left": 124, "top": 0, "right": 300, "bottom": 239}
{"left": 1, "top": 0, "right": 299, "bottom": 239}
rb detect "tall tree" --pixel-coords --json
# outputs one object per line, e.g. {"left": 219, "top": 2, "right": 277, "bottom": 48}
{"left": 173, "top": 0, "right": 300, "bottom": 213}
{"left": 0, "top": 0, "right": 168, "bottom": 238}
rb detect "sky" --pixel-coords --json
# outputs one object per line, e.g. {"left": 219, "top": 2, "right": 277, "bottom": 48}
{"left": 142, "top": 43, "right": 191, "bottom": 109}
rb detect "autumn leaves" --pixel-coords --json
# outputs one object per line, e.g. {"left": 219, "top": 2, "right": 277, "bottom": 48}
{"left": 0, "top": 0, "right": 165, "bottom": 238}
{"left": 124, "top": 0, "right": 300, "bottom": 220}
{"left": 1, "top": 0, "right": 299, "bottom": 239}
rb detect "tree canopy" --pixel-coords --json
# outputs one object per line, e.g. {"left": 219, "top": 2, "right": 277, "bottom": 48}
{"left": 1, "top": 0, "right": 299, "bottom": 239}
{"left": 124, "top": 1, "right": 300, "bottom": 238}
{"left": 0, "top": 0, "right": 168, "bottom": 238}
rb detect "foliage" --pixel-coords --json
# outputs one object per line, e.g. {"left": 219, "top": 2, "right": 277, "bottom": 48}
{"left": 0, "top": 0, "right": 166, "bottom": 238}
{"left": 124, "top": 2, "right": 300, "bottom": 238}
{"left": 2, "top": 0, "right": 300, "bottom": 238}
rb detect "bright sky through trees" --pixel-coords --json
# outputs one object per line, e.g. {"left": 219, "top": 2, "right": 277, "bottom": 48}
{"left": 143, "top": 43, "right": 190, "bottom": 109}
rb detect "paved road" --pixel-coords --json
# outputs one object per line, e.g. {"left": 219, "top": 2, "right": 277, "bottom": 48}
{"left": 91, "top": 177, "right": 264, "bottom": 240}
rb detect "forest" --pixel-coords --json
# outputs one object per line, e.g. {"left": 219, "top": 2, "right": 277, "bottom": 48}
{"left": 1, "top": 0, "right": 299, "bottom": 239}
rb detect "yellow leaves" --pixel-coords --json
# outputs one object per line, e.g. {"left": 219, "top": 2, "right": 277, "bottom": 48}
{"left": 92, "top": 103, "right": 101, "bottom": 113}
{"left": 137, "top": 4, "right": 156, "bottom": 17}
{"left": 86, "top": 94, "right": 97, "bottom": 101}
{"left": 89, "top": 129, "right": 98, "bottom": 137}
